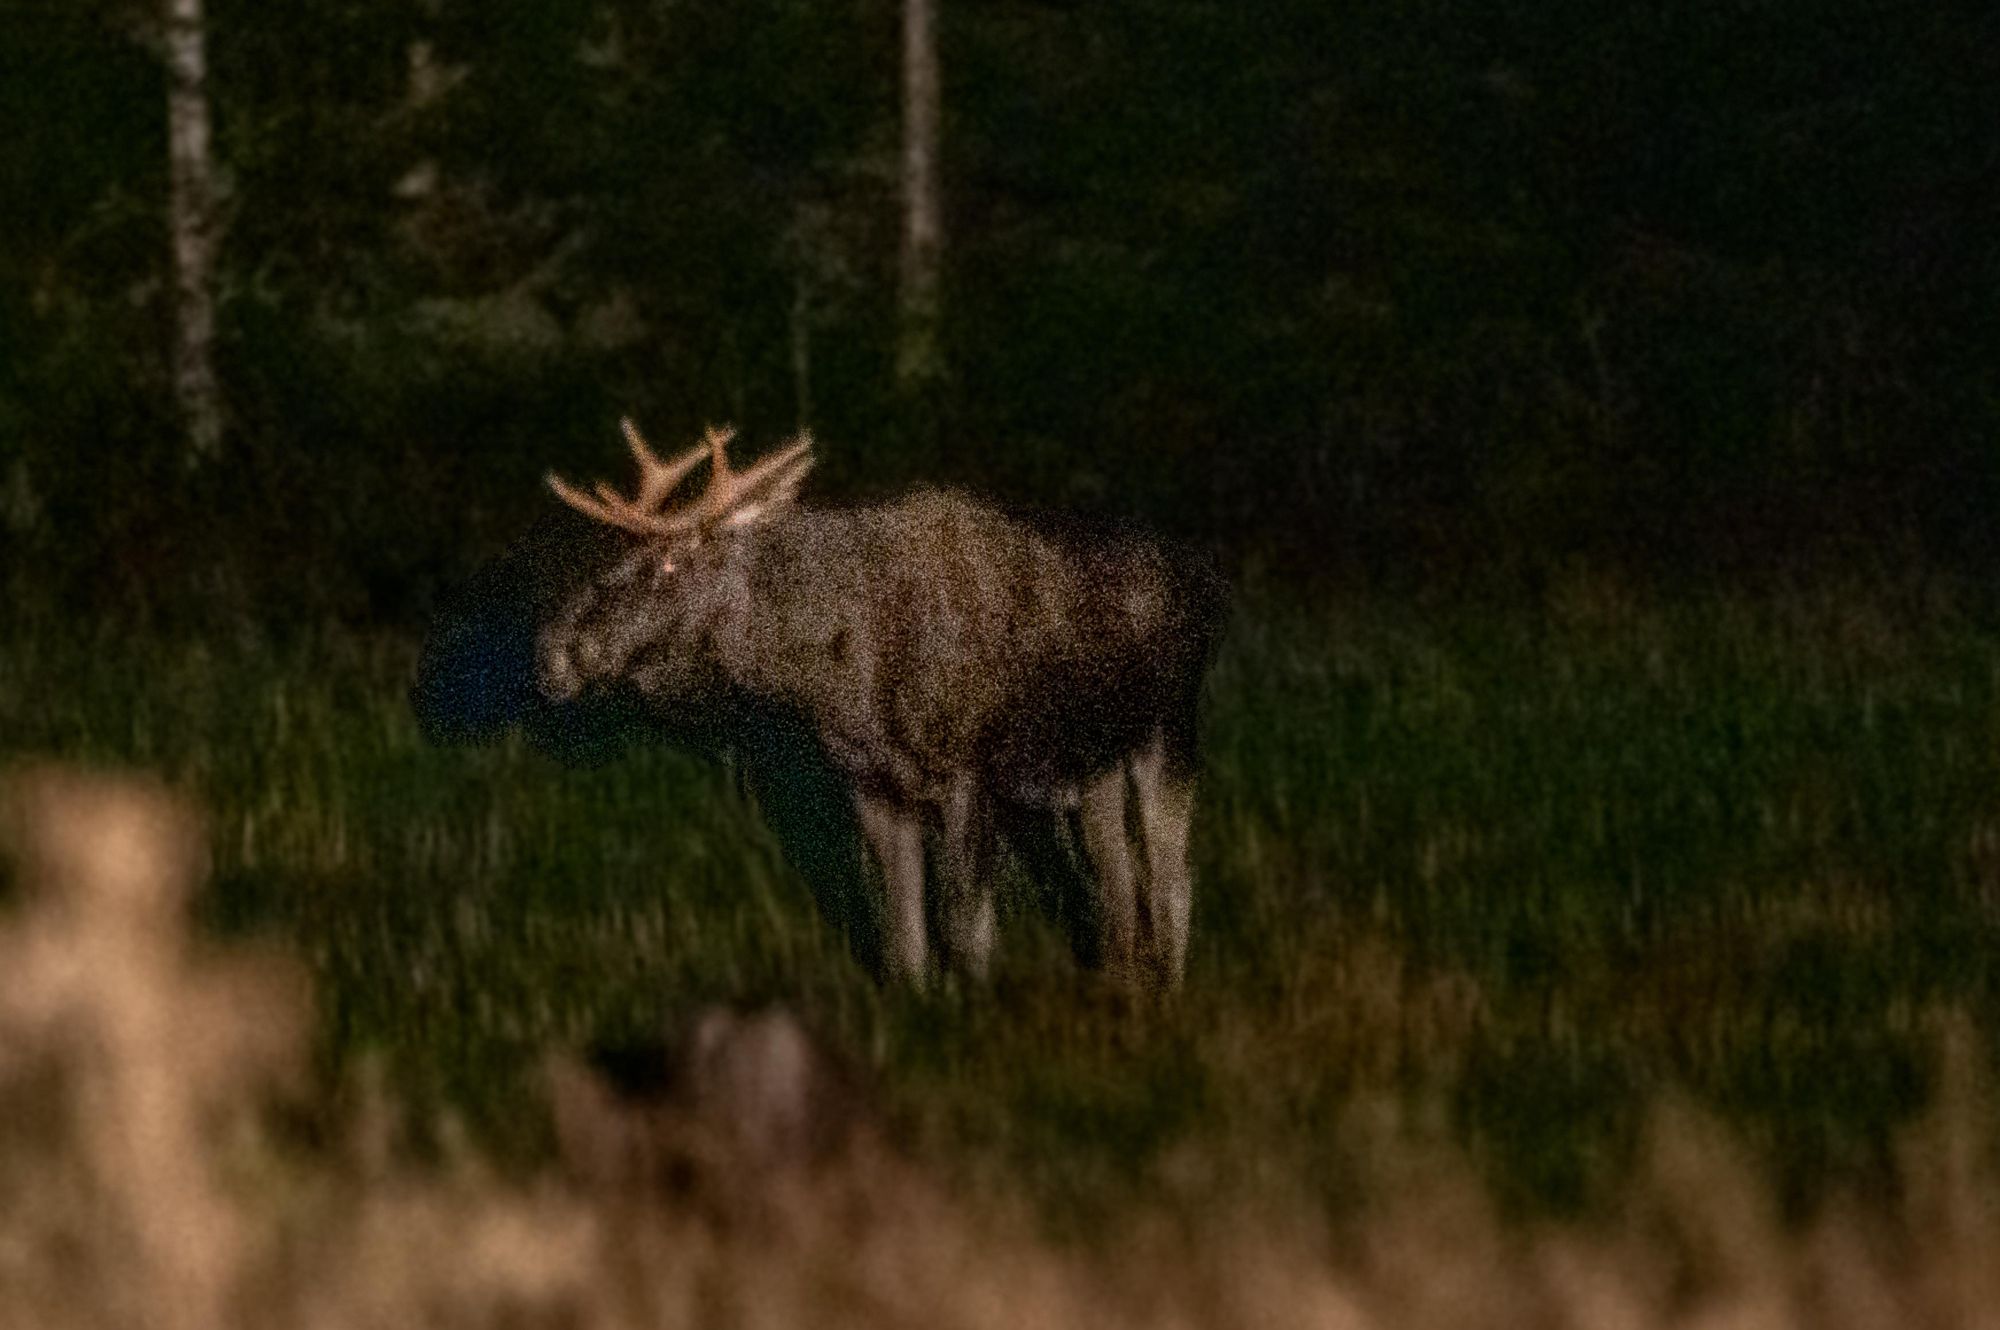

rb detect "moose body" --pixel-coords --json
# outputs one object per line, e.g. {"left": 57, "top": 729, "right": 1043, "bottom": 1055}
{"left": 424, "top": 420, "right": 1226, "bottom": 988}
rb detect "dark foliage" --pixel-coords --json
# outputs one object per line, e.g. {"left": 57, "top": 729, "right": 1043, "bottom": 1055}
{"left": 2, "top": 0, "right": 1995, "bottom": 622}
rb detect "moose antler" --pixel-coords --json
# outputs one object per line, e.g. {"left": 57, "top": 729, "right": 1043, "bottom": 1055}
{"left": 624, "top": 417, "right": 713, "bottom": 508}
{"left": 548, "top": 418, "right": 713, "bottom": 536}
{"left": 548, "top": 419, "right": 814, "bottom": 536}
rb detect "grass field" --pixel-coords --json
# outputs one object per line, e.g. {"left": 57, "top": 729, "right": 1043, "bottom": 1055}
{"left": 6, "top": 567, "right": 2000, "bottom": 1232}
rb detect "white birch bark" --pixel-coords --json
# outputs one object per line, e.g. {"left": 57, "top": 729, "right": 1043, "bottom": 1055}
{"left": 165, "top": 0, "right": 223, "bottom": 463}
{"left": 897, "top": 0, "right": 944, "bottom": 390}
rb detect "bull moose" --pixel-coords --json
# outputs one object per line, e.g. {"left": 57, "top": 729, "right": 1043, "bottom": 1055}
{"left": 416, "top": 419, "right": 1226, "bottom": 989}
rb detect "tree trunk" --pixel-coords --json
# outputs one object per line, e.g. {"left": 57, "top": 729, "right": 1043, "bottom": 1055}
{"left": 165, "top": 0, "right": 223, "bottom": 464}
{"left": 896, "top": 0, "right": 944, "bottom": 393}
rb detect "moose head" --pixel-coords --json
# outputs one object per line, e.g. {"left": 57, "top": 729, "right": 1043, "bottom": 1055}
{"left": 537, "top": 420, "right": 815, "bottom": 704}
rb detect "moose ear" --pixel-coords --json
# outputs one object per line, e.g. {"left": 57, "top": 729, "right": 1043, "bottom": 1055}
{"left": 722, "top": 479, "right": 812, "bottom": 530}
{"left": 720, "top": 452, "right": 814, "bottom": 530}
{"left": 721, "top": 499, "right": 776, "bottom": 530}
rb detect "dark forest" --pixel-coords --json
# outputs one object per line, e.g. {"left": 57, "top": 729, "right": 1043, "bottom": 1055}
{"left": 6, "top": 0, "right": 1995, "bottom": 617}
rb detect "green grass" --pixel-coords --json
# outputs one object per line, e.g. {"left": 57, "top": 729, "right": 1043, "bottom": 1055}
{"left": 6, "top": 574, "right": 2000, "bottom": 1223}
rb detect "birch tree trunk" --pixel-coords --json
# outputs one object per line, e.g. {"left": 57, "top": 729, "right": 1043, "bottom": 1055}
{"left": 896, "top": 0, "right": 944, "bottom": 392}
{"left": 165, "top": 0, "right": 224, "bottom": 464}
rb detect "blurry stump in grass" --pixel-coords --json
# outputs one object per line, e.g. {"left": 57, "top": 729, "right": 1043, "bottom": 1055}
{"left": 546, "top": 1005, "right": 888, "bottom": 1221}
{"left": 0, "top": 761, "right": 207, "bottom": 920}
{"left": 0, "top": 763, "right": 309, "bottom": 1330}
{"left": 0, "top": 762, "right": 309, "bottom": 1093}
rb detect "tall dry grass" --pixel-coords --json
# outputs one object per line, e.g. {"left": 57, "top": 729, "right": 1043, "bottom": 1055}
{"left": 6, "top": 760, "right": 2000, "bottom": 1328}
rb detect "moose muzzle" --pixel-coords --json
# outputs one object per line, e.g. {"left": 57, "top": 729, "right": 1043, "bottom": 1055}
{"left": 537, "top": 625, "right": 596, "bottom": 702}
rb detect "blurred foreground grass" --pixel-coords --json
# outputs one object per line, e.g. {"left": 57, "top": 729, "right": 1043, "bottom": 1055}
{"left": 14, "top": 765, "right": 2000, "bottom": 1330}
{"left": 4, "top": 571, "right": 2000, "bottom": 1227}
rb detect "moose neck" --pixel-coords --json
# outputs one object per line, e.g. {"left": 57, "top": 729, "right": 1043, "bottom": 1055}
{"left": 705, "top": 510, "right": 879, "bottom": 734}
{"left": 701, "top": 526, "right": 772, "bottom": 696}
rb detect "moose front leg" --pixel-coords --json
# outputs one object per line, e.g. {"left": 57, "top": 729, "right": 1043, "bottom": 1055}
{"left": 853, "top": 788, "right": 928, "bottom": 985}
{"left": 1078, "top": 763, "right": 1140, "bottom": 984}
{"left": 936, "top": 775, "right": 997, "bottom": 981}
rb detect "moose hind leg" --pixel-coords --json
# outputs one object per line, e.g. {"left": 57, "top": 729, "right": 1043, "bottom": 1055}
{"left": 936, "top": 776, "right": 997, "bottom": 981}
{"left": 854, "top": 789, "right": 928, "bottom": 986}
{"left": 1128, "top": 728, "right": 1196, "bottom": 989}
{"left": 996, "top": 797, "right": 1098, "bottom": 970}
{"left": 1078, "top": 763, "right": 1140, "bottom": 982}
